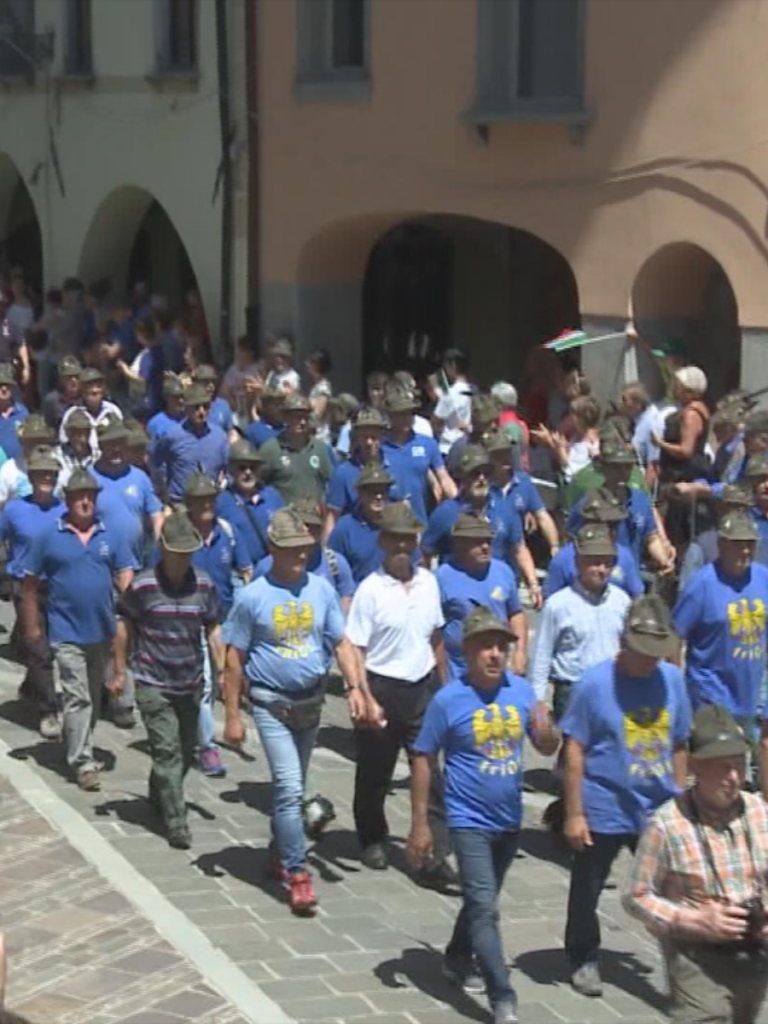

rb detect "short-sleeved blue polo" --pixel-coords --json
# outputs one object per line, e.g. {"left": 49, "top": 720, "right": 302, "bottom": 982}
{"left": 436, "top": 557, "right": 522, "bottom": 682}
{"left": 504, "top": 473, "right": 545, "bottom": 519}
{"left": 422, "top": 495, "right": 523, "bottom": 566}
{"left": 244, "top": 420, "right": 280, "bottom": 449}
{"left": 222, "top": 572, "right": 345, "bottom": 694}
{"left": 327, "top": 458, "right": 364, "bottom": 515}
{"left": 209, "top": 396, "right": 234, "bottom": 435}
{"left": 0, "top": 496, "right": 65, "bottom": 578}
{"left": 568, "top": 486, "right": 656, "bottom": 566}
{"left": 328, "top": 510, "right": 384, "bottom": 584}
{"left": 214, "top": 486, "right": 284, "bottom": 565}
{"left": 544, "top": 541, "right": 644, "bottom": 600}
{"left": 92, "top": 465, "right": 162, "bottom": 566}
{"left": 190, "top": 521, "right": 252, "bottom": 620}
{"left": 147, "top": 410, "right": 183, "bottom": 442}
{"left": 0, "top": 402, "right": 29, "bottom": 461}
{"left": 29, "top": 516, "right": 135, "bottom": 645}
{"left": 154, "top": 419, "right": 230, "bottom": 502}
{"left": 381, "top": 432, "right": 444, "bottom": 524}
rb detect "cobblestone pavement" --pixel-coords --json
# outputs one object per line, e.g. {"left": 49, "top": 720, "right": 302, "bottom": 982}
{"left": 0, "top": 600, "right": 752, "bottom": 1024}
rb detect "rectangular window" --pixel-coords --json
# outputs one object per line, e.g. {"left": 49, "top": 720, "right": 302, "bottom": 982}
{"left": 331, "top": 0, "right": 365, "bottom": 69}
{"left": 0, "top": 0, "right": 34, "bottom": 78}
{"left": 157, "top": 0, "right": 197, "bottom": 74}
{"left": 65, "top": 0, "right": 93, "bottom": 75}
{"left": 476, "top": 0, "right": 584, "bottom": 113}
{"left": 296, "top": 0, "right": 370, "bottom": 101}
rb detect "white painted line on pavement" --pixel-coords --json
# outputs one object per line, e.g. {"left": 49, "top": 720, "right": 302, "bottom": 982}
{"left": 0, "top": 736, "right": 293, "bottom": 1024}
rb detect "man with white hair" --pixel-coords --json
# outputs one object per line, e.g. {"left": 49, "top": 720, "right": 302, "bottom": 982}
{"left": 491, "top": 381, "right": 529, "bottom": 467}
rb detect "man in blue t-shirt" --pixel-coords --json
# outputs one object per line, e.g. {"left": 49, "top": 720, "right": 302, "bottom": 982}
{"left": 325, "top": 406, "right": 387, "bottom": 534}
{"left": 2, "top": 446, "right": 64, "bottom": 739}
{"left": 244, "top": 384, "right": 284, "bottom": 450}
{"left": 222, "top": 509, "right": 365, "bottom": 917}
{"left": 674, "top": 509, "right": 768, "bottom": 722}
{"left": 568, "top": 439, "right": 673, "bottom": 573}
{"left": 545, "top": 488, "right": 644, "bottom": 600}
{"left": 195, "top": 364, "right": 235, "bottom": 437}
{"left": 153, "top": 384, "right": 230, "bottom": 504}
{"left": 436, "top": 511, "right": 527, "bottom": 681}
{"left": 381, "top": 389, "right": 456, "bottom": 524}
{"left": 0, "top": 361, "right": 29, "bottom": 461}
{"left": 561, "top": 595, "right": 689, "bottom": 998}
{"left": 215, "top": 438, "right": 283, "bottom": 566}
{"left": 147, "top": 373, "right": 185, "bottom": 442}
{"left": 255, "top": 499, "right": 354, "bottom": 613}
{"left": 408, "top": 608, "right": 558, "bottom": 1023}
{"left": 328, "top": 462, "right": 394, "bottom": 585}
{"left": 20, "top": 468, "right": 135, "bottom": 791}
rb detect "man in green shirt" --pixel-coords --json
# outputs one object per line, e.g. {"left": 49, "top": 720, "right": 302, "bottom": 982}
{"left": 259, "top": 393, "right": 334, "bottom": 504}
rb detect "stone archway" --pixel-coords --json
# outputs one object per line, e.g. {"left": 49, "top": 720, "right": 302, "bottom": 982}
{"left": 0, "top": 152, "right": 43, "bottom": 293}
{"left": 78, "top": 186, "right": 201, "bottom": 312}
{"left": 632, "top": 243, "right": 740, "bottom": 402}
{"left": 363, "top": 215, "right": 580, "bottom": 388}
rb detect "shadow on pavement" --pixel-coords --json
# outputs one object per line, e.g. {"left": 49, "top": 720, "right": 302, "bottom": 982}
{"left": 316, "top": 723, "right": 356, "bottom": 762}
{"left": 0, "top": 697, "right": 39, "bottom": 732}
{"left": 194, "top": 844, "right": 288, "bottom": 906}
{"left": 219, "top": 779, "right": 273, "bottom": 815}
{"left": 514, "top": 946, "right": 666, "bottom": 1011}
{"left": 517, "top": 827, "right": 572, "bottom": 870}
{"left": 375, "top": 944, "right": 491, "bottom": 1023}
{"left": 93, "top": 795, "right": 165, "bottom": 837}
{"left": 7, "top": 739, "right": 115, "bottom": 780}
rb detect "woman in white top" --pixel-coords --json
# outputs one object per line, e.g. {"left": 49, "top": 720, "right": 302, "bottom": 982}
{"left": 532, "top": 395, "right": 601, "bottom": 482}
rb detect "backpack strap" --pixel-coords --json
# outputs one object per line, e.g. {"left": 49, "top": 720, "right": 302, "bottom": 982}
{"left": 323, "top": 546, "right": 340, "bottom": 582}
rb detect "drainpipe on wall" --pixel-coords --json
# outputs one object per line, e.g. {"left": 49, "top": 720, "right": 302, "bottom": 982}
{"left": 245, "top": 0, "right": 260, "bottom": 342}
{"left": 215, "top": 0, "right": 233, "bottom": 364}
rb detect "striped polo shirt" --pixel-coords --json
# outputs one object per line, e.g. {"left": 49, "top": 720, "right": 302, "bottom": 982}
{"left": 120, "top": 566, "right": 219, "bottom": 692}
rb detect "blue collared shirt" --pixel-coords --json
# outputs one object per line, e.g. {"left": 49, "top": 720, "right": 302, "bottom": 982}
{"left": 422, "top": 494, "right": 523, "bottom": 566}
{"left": 504, "top": 472, "right": 545, "bottom": 519}
{"left": 154, "top": 419, "right": 230, "bottom": 502}
{"left": 0, "top": 401, "right": 29, "bottom": 461}
{"left": 328, "top": 509, "right": 385, "bottom": 585}
{"left": 93, "top": 464, "right": 162, "bottom": 566}
{"left": 209, "top": 396, "right": 234, "bottom": 435}
{"left": 381, "top": 431, "right": 444, "bottom": 524}
{"left": 244, "top": 420, "right": 280, "bottom": 449}
{"left": 529, "top": 582, "right": 631, "bottom": 700}
{"left": 191, "top": 521, "right": 252, "bottom": 619}
{"left": 568, "top": 487, "right": 656, "bottom": 566}
{"left": 0, "top": 496, "right": 65, "bottom": 578}
{"left": 214, "top": 486, "right": 284, "bottom": 565}
{"left": 147, "top": 410, "right": 183, "bottom": 442}
{"left": 27, "top": 516, "right": 135, "bottom": 645}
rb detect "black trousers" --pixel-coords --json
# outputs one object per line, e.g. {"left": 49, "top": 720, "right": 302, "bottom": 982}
{"left": 14, "top": 582, "right": 57, "bottom": 716}
{"left": 353, "top": 672, "right": 449, "bottom": 860}
{"left": 565, "top": 832, "right": 638, "bottom": 967}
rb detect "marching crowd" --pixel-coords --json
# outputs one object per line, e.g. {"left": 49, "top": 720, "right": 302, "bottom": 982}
{"left": 2, "top": 272, "right": 768, "bottom": 1022}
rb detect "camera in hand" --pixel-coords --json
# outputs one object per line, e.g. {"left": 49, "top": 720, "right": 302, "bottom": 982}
{"left": 738, "top": 897, "right": 766, "bottom": 954}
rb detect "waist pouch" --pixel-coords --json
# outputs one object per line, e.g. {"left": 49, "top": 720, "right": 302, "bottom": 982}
{"left": 252, "top": 686, "right": 325, "bottom": 730}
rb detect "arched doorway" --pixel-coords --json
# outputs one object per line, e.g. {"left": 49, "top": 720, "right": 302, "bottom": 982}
{"left": 632, "top": 243, "right": 739, "bottom": 403}
{"left": 0, "top": 153, "right": 43, "bottom": 294}
{"left": 363, "top": 216, "right": 580, "bottom": 388}
{"left": 79, "top": 187, "right": 201, "bottom": 313}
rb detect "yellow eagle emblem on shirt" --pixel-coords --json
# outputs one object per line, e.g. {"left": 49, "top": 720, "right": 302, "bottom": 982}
{"left": 272, "top": 600, "right": 314, "bottom": 658}
{"left": 472, "top": 704, "right": 522, "bottom": 761}
{"left": 728, "top": 598, "right": 766, "bottom": 649}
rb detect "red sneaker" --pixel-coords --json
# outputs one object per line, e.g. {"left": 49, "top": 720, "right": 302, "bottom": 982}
{"left": 288, "top": 870, "right": 317, "bottom": 916}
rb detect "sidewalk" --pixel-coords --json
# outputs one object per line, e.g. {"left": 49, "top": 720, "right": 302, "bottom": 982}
{"left": 0, "top": 595, "right": 680, "bottom": 1024}
{"left": 0, "top": 770, "right": 250, "bottom": 1024}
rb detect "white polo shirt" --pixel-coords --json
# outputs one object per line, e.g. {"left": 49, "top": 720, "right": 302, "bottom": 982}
{"left": 346, "top": 566, "right": 444, "bottom": 683}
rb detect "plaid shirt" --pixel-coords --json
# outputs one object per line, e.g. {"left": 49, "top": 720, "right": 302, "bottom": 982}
{"left": 623, "top": 790, "right": 768, "bottom": 936}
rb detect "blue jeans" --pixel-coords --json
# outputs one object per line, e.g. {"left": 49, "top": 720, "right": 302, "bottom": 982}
{"left": 447, "top": 828, "right": 519, "bottom": 1006}
{"left": 251, "top": 694, "right": 318, "bottom": 873}
{"left": 198, "top": 633, "right": 217, "bottom": 753}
